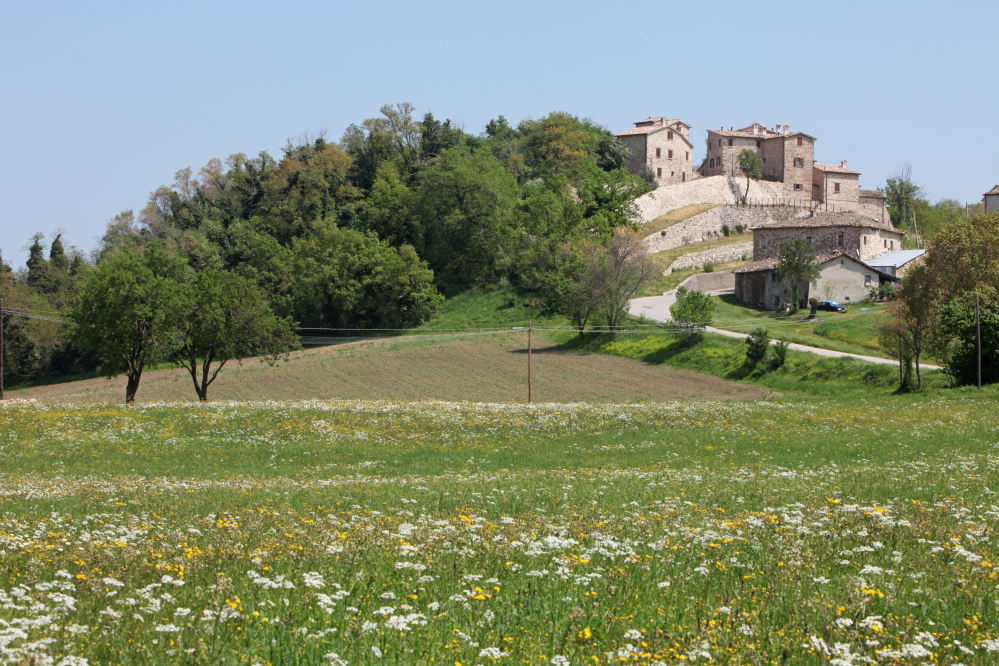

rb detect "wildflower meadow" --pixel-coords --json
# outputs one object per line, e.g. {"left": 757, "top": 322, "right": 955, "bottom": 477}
{"left": 1, "top": 397, "right": 997, "bottom": 665}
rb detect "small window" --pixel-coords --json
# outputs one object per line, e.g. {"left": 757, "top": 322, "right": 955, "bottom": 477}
{"left": 761, "top": 238, "right": 768, "bottom": 249}
{"left": 719, "top": 140, "right": 723, "bottom": 147}
{"left": 794, "top": 183, "right": 803, "bottom": 191}
{"left": 668, "top": 149, "right": 673, "bottom": 159}
{"left": 763, "top": 158, "right": 767, "bottom": 164}
{"left": 667, "top": 131, "right": 673, "bottom": 140}
{"left": 794, "top": 157, "right": 804, "bottom": 167}
{"left": 864, "top": 236, "right": 867, "bottom": 245}
{"left": 834, "top": 183, "right": 840, "bottom": 193}
{"left": 884, "top": 239, "right": 887, "bottom": 248}
{"left": 838, "top": 234, "right": 844, "bottom": 246}
{"left": 671, "top": 171, "right": 675, "bottom": 177}
{"left": 656, "top": 167, "right": 662, "bottom": 178}
{"left": 656, "top": 148, "right": 661, "bottom": 158}
{"left": 756, "top": 140, "right": 761, "bottom": 148}
{"left": 806, "top": 236, "right": 812, "bottom": 245}
{"left": 771, "top": 271, "right": 778, "bottom": 282}
{"left": 686, "top": 151, "right": 689, "bottom": 160}
{"left": 728, "top": 139, "right": 733, "bottom": 146}
{"left": 890, "top": 240, "right": 894, "bottom": 250}
{"left": 709, "top": 158, "right": 715, "bottom": 168}
{"left": 797, "top": 137, "right": 803, "bottom": 146}
{"left": 864, "top": 274, "right": 872, "bottom": 286}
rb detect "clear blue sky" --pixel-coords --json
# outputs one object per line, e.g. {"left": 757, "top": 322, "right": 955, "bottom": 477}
{"left": 2, "top": 0, "right": 996, "bottom": 266}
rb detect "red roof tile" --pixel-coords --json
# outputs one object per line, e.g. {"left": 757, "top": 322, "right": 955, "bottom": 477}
{"left": 984, "top": 184, "right": 999, "bottom": 196}
{"left": 859, "top": 189, "right": 885, "bottom": 199}
{"left": 814, "top": 162, "right": 860, "bottom": 175}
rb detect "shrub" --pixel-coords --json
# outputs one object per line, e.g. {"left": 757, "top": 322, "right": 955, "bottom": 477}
{"left": 770, "top": 340, "right": 789, "bottom": 369}
{"left": 735, "top": 224, "right": 746, "bottom": 234}
{"left": 703, "top": 262, "right": 715, "bottom": 273}
{"left": 722, "top": 224, "right": 731, "bottom": 237}
{"left": 745, "top": 327, "right": 771, "bottom": 364}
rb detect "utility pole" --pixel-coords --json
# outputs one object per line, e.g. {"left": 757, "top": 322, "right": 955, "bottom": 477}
{"left": 527, "top": 320, "right": 532, "bottom": 404}
{"left": 977, "top": 296, "right": 982, "bottom": 389}
{"left": 911, "top": 211, "right": 921, "bottom": 250}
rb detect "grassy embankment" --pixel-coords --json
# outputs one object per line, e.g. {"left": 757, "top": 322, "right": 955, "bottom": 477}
{"left": 1, "top": 396, "right": 997, "bottom": 665}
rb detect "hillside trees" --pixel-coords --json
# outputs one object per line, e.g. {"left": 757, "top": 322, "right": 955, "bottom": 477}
{"left": 290, "top": 221, "right": 442, "bottom": 329}
{"left": 737, "top": 149, "right": 763, "bottom": 202}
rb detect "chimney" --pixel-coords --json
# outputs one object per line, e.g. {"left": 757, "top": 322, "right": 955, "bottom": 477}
{"left": 753, "top": 125, "right": 759, "bottom": 136}
{"left": 783, "top": 125, "right": 789, "bottom": 135}
{"left": 841, "top": 160, "right": 847, "bottom": 168}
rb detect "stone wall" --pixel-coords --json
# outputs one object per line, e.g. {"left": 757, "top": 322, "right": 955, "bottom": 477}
{"left": 642, "top": 206, "right": 792, "bottom": 254}
{"left": 665, "top": 242, "right": 753, "bottom": 274}
{"left": 619, "top": 134, "right": 646, "bottom": 175}
{"left": 633, "top": 176, "right": 789, "bottom": 222}
{"left": 752, "top": 224, "right": 904, "bottom": 263}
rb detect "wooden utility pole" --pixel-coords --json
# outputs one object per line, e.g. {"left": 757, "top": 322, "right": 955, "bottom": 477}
{"left": 527, "top": 320, "right": 532, "bottom": 404}
{"left": 977, "top": 295, "right": 982, "bottom": 389}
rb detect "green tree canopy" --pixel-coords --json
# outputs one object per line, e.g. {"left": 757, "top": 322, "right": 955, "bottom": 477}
{"left": 173, "top": 270, "right": 298, "bottom": 401}
{"left": 72, "top": 244, "right": 190, "bottom": 402}
{"left": 670, "top": 286, "right": 715, "bottom": 345}
{"left": 737, "top": 149, "right": 763, "bottom": 202}
{"left": 776, "top": 238, "right": 821, "bottom": 311}
{"left": 290, "top": 220, "right": 442, "bottom": 329}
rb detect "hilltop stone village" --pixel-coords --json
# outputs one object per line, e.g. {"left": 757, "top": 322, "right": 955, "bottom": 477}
{"left": 617, "top": 115, "right": 926, "bottom": 310}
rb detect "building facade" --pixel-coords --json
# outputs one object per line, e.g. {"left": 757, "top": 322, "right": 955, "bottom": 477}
{"left": 702, "top": 123, "right": 816, "bottom": 198}
{"left": 984, "top": 185, "right": 999, "bottom": 213}
{"left": 813, "top": 161, "right": 860, "bottom": 206}
{"left": 616, "top": 117, "right": 694, "bottom": 186}
{"left": 734, "top": 252, "right": 897, "bottom": 310}
{"left": 751, "top": 211, "right": 904, "bottom": 264}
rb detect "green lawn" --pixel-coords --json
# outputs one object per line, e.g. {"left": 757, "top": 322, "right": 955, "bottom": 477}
{"left": 709, "top": 293, "right": 892, "bottom": 358}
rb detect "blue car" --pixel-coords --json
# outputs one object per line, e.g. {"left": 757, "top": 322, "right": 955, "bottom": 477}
{"left": 816, "top": 301, "right": 847, "bottom": 313}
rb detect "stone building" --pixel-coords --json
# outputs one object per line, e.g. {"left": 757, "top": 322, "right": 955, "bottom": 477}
{"left": 751, "top": 211, "right": 903, "bottom": 264}
{"left": 616, "top": 116, "right": 694, "bottom": 186}
{"left": 858, "top": 189, "right": 888, "bottom": 226}
{"left": 702, "top": 123, "right": 816, "bottom": 198}
{"left": 813, "top": 161, "right": 860, "bottom": 206}
{"left": 734, "top": 252, "right": 898, "bottom": 310}
{"left": 984, "top": 184, "right": 999, "bottom": 213}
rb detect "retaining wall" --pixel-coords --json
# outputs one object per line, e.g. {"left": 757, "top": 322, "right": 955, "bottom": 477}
{"left": 643, "top": 206, "right": 789, "bottom": 254}
{"left": 634, "top": 176, "right": 788, "bottom": 222}
{"left": 665, "top": 242, "right": 753, "bottom": 274}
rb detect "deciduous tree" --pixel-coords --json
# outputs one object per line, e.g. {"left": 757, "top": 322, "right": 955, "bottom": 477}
{"left": 776, "top": 239, "right": 821, "bottom": 312}
{"left": 737, "top": 149, "right": 763, "bottom": 202}
{"left": 72, "top": 244, "right": 190, "bottom": 403}
{"left": 173, "top": 270, "right": 298, "bottom": 401}
{"left": 670, "top": 287, "right": 715, "bottom": 345}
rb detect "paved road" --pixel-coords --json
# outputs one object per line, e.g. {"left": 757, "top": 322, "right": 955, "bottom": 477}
{"left": 629, "top": 289, "right": 942, "bottom": 370}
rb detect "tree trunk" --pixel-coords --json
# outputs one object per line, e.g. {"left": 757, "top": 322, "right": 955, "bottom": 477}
{"left": 125, "top": 372, "right": 141, "bottom": 403}
{"left": 915, "top": 351, "right": 922, "bottom": 389}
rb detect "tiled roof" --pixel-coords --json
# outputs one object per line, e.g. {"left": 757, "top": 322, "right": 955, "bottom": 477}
{"left": 708, "top": 126, "right": 816, "bottom": 141}
{"left": 617, "top": 117, "right": 689, "bottom": 137}
{"left": 756, "top": 210, "right": 897, "bottom": 231}
{"left": 814, "top": 162, "right": 860, "bottom": 175}
{"left": 984, "top": 184, "right": 999, "bottom": 196}
{"left": 734, "top": 251, "right": 898, "bottom": 280}
{"left": 859, "top": 189, "right": 886, "bottom": 199}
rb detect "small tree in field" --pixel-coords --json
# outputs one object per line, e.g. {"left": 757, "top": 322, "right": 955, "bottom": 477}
{"left": 670, "top": 287, "right": 714, "bottom": 345}
{"left": 174, "top": 270, "right": 300, "bottom": 401}
{"left": 737, "top": 149, "right": 763, "bottom": 203}
{"left": 72, "top": 245, "right": 189, "bottom": 403}
{"left": 776, "top": 239, "right": 821, "bottom": 312}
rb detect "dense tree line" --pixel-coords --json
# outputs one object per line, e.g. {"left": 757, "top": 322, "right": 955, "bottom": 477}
{"left": 1, "top": 105, "right": 652, "bottom": 390}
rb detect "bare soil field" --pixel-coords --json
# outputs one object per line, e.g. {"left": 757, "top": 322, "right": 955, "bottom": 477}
{"left": 6, "top": 333, "right": 766, "bottom": 404}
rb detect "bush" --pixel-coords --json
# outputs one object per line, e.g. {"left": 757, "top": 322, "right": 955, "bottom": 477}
{"left": 735, "top": 224, "right": 746, "bottom": 234}
{"left": 722, "top": 224, "right": 731, "bottom": 237}
{"left": 703, "top": 262, "right": 715, "bottom": 273}
{"left": 770, "top": 340, "right": 789, "bottom": 369}
{"left": 745, "top": 327, "right": 771, "bottom": 364}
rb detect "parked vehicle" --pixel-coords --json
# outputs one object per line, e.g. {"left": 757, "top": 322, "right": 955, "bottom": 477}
{"left": 816, "top": 301, "right": 847, "bottom": 313}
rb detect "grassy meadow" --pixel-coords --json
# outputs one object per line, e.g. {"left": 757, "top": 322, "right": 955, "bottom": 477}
{"left": 2, "top": 395, "right": 998, "bottom": 665}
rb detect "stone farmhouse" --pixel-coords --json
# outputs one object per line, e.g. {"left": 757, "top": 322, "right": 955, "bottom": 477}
{"left": 734, "top": 211, "right": 905, "bottom": 309}
{"left": 984, "top": 184, "right": 999, "bottom": 213}
{"left": 616, "top": 117, "right": 695, "bottom": 186}
{"left": 702, "top": 123, "right": 816, "bottom": 198}
{"left": 734, "top": 252, "right": 898, "bottom": 309}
